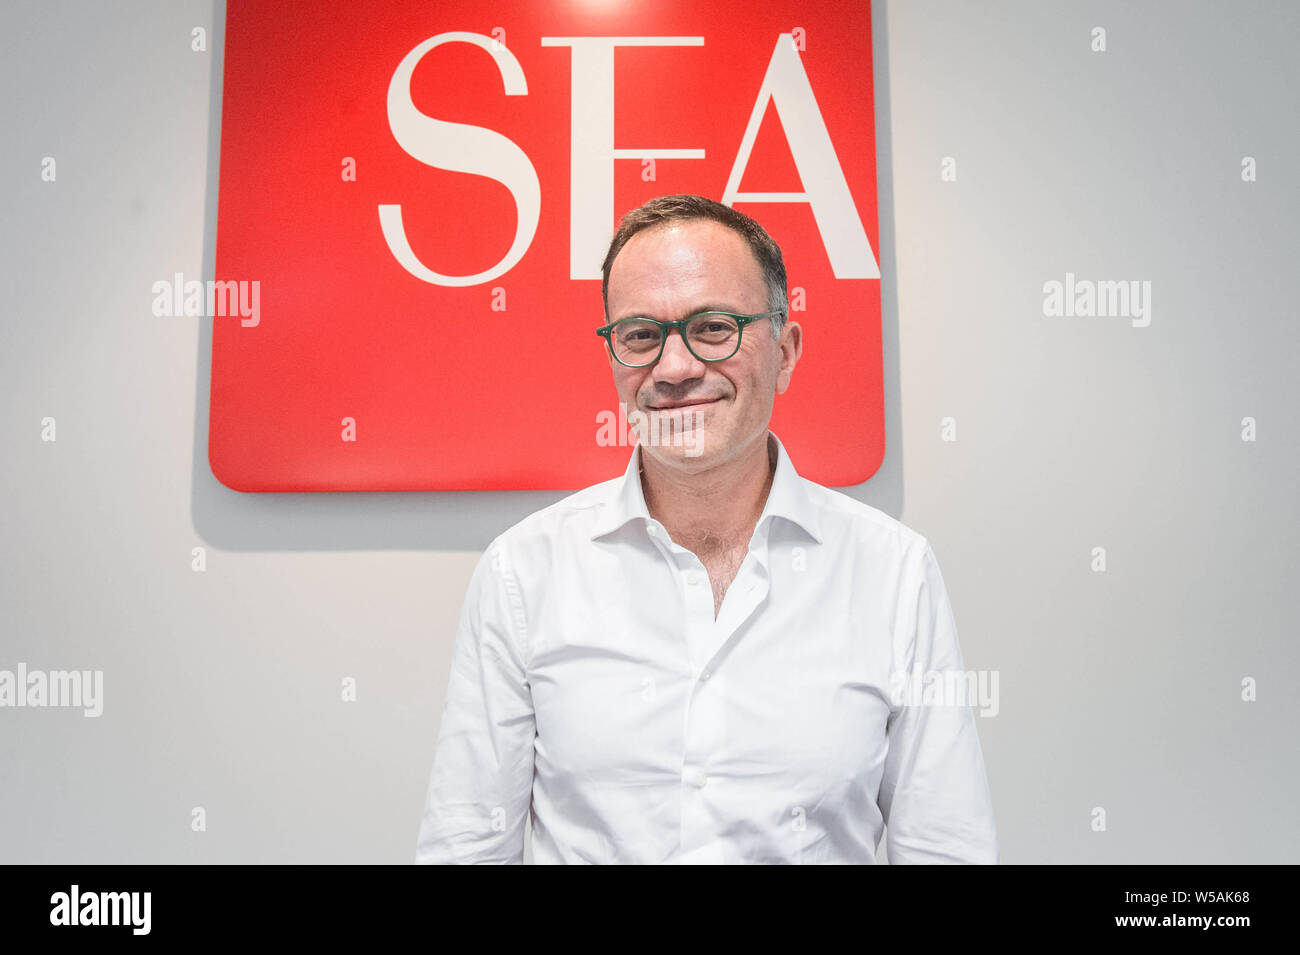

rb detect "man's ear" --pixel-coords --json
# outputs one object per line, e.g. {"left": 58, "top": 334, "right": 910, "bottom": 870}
{"left": 774, "top": 321, "right": 802, "bottom": 395}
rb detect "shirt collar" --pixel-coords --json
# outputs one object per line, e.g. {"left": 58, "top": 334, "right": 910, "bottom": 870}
{"left": 588, "top": 430, "right": 824, "bottom": 545}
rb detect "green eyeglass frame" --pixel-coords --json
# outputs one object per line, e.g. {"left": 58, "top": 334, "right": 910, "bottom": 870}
{"left": 596, "top": 310, "right": 783, "bottom": 368}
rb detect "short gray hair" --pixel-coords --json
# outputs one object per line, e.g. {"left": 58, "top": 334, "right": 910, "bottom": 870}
{"left": 600, "top": 194, "right": 788, "bottom": 339}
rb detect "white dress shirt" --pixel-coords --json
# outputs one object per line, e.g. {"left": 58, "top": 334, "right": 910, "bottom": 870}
{"left": 416, "top": 431, "right": 997, "bottom": 864}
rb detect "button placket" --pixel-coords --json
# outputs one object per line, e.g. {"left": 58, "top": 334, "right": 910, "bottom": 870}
{"left": 680, "top": 672, "right": 724, "bottom": 853}
{"left": 679, "top": 548, "right": 724, "bottom": 854}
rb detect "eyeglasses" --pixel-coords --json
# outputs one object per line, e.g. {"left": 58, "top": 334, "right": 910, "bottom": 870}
{"left": 596, "top": 311, "right": 782, "bottom": 368}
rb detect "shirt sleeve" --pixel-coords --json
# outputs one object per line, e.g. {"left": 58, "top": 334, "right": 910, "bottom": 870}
{"left": 878, "top": 541, "right": 998, "bottom": 864}
{"left": 415, "top": 538, "right": 536, "bottom": 864}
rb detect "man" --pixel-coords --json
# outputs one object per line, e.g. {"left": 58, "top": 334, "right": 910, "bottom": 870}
{"left": 416, "top": 195, "right": 997, "bottom": 864}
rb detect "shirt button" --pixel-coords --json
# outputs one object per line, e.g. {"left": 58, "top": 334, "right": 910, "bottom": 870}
{"left": 686, "top": 570, "right": 700, "bottom": 586}
{"left": 700, "top": 669, "right": 711, "bottom": 681}
{"left": 691, "top": 770, "right": 708, "bottom": 788}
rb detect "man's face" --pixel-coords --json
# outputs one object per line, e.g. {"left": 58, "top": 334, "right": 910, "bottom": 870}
{"left": 604, "top": 218, "right": 801, "bottom": 473}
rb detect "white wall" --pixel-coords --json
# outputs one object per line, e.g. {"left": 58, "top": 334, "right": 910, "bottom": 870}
{"left": 1, "top": 0, "right": 1296, "bottom": 862}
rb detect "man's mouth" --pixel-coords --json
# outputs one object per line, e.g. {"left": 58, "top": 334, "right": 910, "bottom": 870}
{"left": 647, "top": 397, "right": 721, "bottom": 410}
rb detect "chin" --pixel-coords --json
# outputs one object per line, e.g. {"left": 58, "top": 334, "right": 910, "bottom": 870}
{"left": 643, "top": 409, "right": 712, "bottom": 460}
{"left": 638, "top": 425, "right": 709, "bottom": 465}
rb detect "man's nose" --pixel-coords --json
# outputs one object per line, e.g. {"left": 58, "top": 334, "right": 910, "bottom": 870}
{"left": 652, "top": 329, "right": 705, "bottom": 383}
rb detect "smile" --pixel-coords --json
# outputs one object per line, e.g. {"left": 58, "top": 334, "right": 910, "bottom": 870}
{"left": 648, "top": 398, "right": 721, "bottom": 410}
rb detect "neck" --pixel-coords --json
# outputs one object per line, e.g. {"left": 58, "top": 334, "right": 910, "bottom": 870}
{"left": 640, "top": 431, "right": 776, "bottom": 553}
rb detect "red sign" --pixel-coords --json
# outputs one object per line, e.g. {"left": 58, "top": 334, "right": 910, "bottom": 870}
{"left": 212, "top": 0, "right": 882, "bottom": 490}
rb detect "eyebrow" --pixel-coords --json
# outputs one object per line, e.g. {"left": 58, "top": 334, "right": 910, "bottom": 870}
{"left": 612, "top": 303, "right": 750, "bottom": 323}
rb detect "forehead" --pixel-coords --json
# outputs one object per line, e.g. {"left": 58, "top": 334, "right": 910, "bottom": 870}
{"left": 607, "top": 219, "right": 766, "bottom": 318}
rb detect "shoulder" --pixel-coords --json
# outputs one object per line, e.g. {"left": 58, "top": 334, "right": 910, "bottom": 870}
{"left": 797, "top": 477, "right": 933, "bottom": 571}
{"left": 486, "top": 475, "right": 622, "bottom": 562}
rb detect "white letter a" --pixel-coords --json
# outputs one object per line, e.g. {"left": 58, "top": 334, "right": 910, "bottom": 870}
{"left": 722, "top": 35, "right": 879, "bottom": 279}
